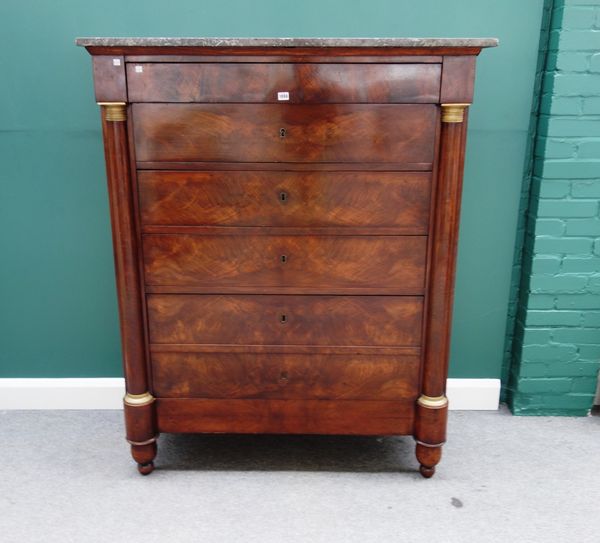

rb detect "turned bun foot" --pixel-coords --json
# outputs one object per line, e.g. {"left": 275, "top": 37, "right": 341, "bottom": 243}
{"left": 419, "top": 464, "right": 436, "bottom": 478}
{"left": 137, "top": 462, "right": 155, "bottom": 475}
{"left": 415, "top": 443, "right": 442, "bottom": 479}
{"left": 130, "top": 442, "right": 157, "bottom": 475}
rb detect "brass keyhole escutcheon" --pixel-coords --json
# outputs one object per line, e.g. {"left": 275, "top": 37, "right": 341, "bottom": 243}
{"left": 280, "top": 255, "right": 288, "bottom": 264}
{"left": 279, "top": 191, "right": 288, "bottom": 203}
{"left": 279, "top": 127, "right": 286, "bottom": 138}
{"left": 279, "top": 314, "right": 288, "bottom": 324}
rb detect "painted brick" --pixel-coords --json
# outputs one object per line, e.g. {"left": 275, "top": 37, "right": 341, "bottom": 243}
{"left": 540, "top": 95, "right": 581, "bottom": 115}
{"left": 570, "top": 376, "right": 600, "bottom": 393}
{"left": 517, "top": 364, "right": 550, "bottom": 378}
{"left": 537, "top": 200, "right": 597, "bottom": 218}
{"left": 590, "top": 52, "right": 600, "bottom": 72}
{"left": 533, "top": 361, "right": 600, "bottom": 378}
{"left": 562, "top": 256, "right": 600, "bottom": 272}
{"left": 527, "top": 295, "right": 556, "bottom": 309}
{"left": 514, "top": 406, "right": 591, "bottom": 415}
{"left": 517, "top": 378, "right": 572, "bottom": 393}
{"left": 538, "top": 117, "right": 600, "bottom": 137}
{"left": 511, "top": 391, "right": 593, "bottom": 413}
{"left": 522, "top": 343, "right": 577, "bottom": 362}
{"left": 532, "top": 159, "right": 543, "bottom": 178}
{"left": 550, "top": 74, "right": 600, "bottom": 96}
{"left": 530, "top": 274, "right": 588, "bottom": 292}
{"left": 553, "top": 328, "right": 600, "bottom": 344}
{"left": 534, "top": 219, "right": 565, "bottom": 236}
{"left": 525, "top": 310, "right": 582, "bottom": 326}
{"left": 534, "top": 236, "right": 592, "bottom": 253}
{"left": 542, "top": 392, "right": 594, "bottom": 410}
{"left": 537, "top": 160, "right": 600, "bottom": 179}
{"left": 531, "top": 256, "right": 562, "bottom": 273}
{"left": 579, "top": 344, "right": 600, "bottom": 360}
{"left": 548, "top": 29, "right": 561, "bottom": 50}
{"left": 571, "top": 180, "right": 600, "bottom": 197}
{"left": 538, "top": 393, "right": 595, "bottom": 409}
{"left": 582, "top": 312, "right": 600, "bottom": 327}
{"left": 522, "top": 329, "right": 554, "bottom": 345}
{"left": 576, "top": 142, "right": 600, "bottom": 159}
{"left": 539, "top": 180, "right": 571, "bottom": 197}
{"left": 582, "top": 97, "right": 600, "bottom": 114}
{"left": 509, "top": 393, "right": 538, "bottom": 411}
{"left": 565, "top": 219, "right": 600, "bottom": 236}
{"left": 539, "top": 138, "right": 577, "bottom": 158}
{"left": 526, "top": 310, "right": 581, "bottom": 326}
{"left": 551, "top": 8, "right": 563, "bottom": 31}
{"left": 555, "top": 294, "right": 600, "bottom": 308}
{"left": 541, "top": 73, "right": 555, "bottom": 94}
{"left": 518, "top": 407, "right": 591, "bottom": 416}
{"left": 547, "top": 51, "right": 589, "bottom": 71}
{"left": 552, "top": 30, "right": 600, "bottom": 51}
{"left": 586, "top": 275, "right": 600, "bottom": 293}
{"left": 560, "top": 6, "right": 598, "bottom": 29}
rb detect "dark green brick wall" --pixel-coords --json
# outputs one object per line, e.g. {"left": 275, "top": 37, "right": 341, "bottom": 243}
{"left": 507, "top": 0, "right": 600, "bottom": 415}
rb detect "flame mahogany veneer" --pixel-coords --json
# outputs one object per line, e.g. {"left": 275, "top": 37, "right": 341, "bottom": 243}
{"left": 78, "top": 37, "right": 496, "bottom": 477}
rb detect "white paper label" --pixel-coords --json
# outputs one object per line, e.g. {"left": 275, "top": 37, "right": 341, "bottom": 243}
{"left": 277, "top": 91, "right": 290, "bottom": 101}
{"left": 135, "top": 65, "right": 143, "bottom": 73}
{"left": 112, "top": 58, "right": 121, "bottom": 66}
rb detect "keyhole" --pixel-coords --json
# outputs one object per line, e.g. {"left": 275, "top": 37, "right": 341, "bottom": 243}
{"left": 279, "top": 127, "right": 286, "bottom": 138}
{"left": 280, "top": 255, "right": 288, "bottom": 264}
{"left": 279, "top": 314, "right": 288, "bottom": 324}
{"left": 279, "top": 371, "right": 289, "bottom": 382}
{"left": 279, "top": 191, "right": 288, "bottom": 202}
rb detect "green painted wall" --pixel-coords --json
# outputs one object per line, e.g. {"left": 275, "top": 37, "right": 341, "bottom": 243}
{"left": 501, "top": 0, "right": 555, "bottom": 402}
{"left": 0, "top": 0, "right": 544, "bottom": 378}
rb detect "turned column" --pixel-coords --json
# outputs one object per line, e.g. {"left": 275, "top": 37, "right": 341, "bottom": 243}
{"left": 415, "top": 102, "right": 469, "bottom": 478}
{"left": 99, "top": 101, "right": 158, "bottom": 475}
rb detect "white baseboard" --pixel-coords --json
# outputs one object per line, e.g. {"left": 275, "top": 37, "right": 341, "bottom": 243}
{"left": 0, "top": 378, "right": 125, "bottom": 410}
{"left": 0, "top": 378, "right": 500, "bottom": 410}
{"left": 446, "top": 378, "right": 500, "bottom": 410}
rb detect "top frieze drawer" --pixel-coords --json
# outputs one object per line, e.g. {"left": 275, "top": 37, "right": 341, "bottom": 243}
{"left": 126, "top": 63, "right": 441, "bottom": 103}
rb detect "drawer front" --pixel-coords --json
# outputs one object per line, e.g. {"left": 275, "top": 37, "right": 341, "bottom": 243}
{"left": 138, "top": 171, "right": 431, "bottom": 230}
{"left": 152, "top": 351, "right": 420, "bottom": 400}
{"left": 127, "top": 62, "right": 441, "bottom": 103}
{"left": 133, "top": 103, "right": 436, "bottom": 164}
{"left": 147, "top": 294, "right": 423, "bottom": 346}
{"left": 156, "top": 398, "right": 414, "bottom": 436}
{"left": 143, "top": 234, "right": 426, "bottom": 292}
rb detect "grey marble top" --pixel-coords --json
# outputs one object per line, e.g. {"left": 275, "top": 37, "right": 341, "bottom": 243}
{"left": 75, "top": 37, "right": 498, "bottom": 48}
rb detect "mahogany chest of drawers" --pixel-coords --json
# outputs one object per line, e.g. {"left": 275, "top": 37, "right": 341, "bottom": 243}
{"left": 77, "top": 37, "right": 497, "bottom": 477}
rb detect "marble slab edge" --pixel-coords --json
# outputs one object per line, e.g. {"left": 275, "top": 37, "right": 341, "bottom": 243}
{"left": 75, "top": 37, "right": 499, "bottom": 48}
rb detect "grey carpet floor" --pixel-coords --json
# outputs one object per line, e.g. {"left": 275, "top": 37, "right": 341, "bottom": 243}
{"left": 0, "top": 406, "right": 599, "bottom": 543}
